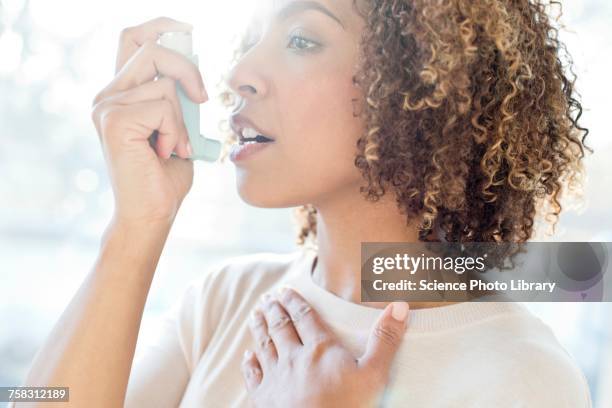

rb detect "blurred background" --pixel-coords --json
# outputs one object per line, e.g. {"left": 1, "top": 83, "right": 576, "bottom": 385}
{"left": 0, "top": 0, "right": 611, "bottom": 407}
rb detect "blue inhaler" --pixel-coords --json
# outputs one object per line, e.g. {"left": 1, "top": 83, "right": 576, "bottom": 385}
{"left": 158, "top": 31, "right": 221, "bottom": 162}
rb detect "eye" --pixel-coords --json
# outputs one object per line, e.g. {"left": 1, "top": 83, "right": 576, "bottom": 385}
{"left": 287, "top": 33, "right": 320, "bottom": 52}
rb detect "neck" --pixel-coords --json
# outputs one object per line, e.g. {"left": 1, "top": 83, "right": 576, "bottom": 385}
{"left": 311, "top": 187, "right": 459, "bottom": 310}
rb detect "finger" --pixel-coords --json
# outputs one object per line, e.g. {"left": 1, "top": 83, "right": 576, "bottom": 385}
{"left": 248, "top": 308, "right": 278, "bottom": 370}
{"left": 96, "top": 41, "right": 206, "bottom": 107}
{"left": 261, "top": 293, "right": 301, "bottom": 359}
{"left": 358, "top": 302, "right": 410, "bottom": 377}
{"left": 95, "top": 77, "right": 191, "bottom": 158}
{"left": 116, "top": 17, "right": 192, "bottom": 74}
{"left": 95, "top": 99, "right": 181, "bottom": 159}
{"left": 278, "top": 287, "right": 335, "bottom": 346}
{"left": 114, "top": 41, "right": 205, "bottom": 103}
{"left": 241, "top": 349, "right": 263, "bottom": 393}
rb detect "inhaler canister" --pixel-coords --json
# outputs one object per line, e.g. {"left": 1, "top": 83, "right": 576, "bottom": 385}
{"left": 159, "top": 31, "right": 221, "bottom": 162}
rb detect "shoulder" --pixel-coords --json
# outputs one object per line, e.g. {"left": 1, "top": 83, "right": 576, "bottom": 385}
{"left": 514, "top": 316, "right": 591, "bottom": 406}
{"left": 198, "top": 250, "right": 304, "bottom": 295}
{"left": 162, "top": 250, "right": 306, "bottom": 364}
{"left": 176, "top": 250, "right": 305, "bottom": 322}
{"left": 471, "top": 310, "right": 592, "bottom": 407}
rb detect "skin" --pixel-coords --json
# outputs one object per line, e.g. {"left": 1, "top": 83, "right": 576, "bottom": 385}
{"left": 227, "top": 0, "right": 367, "bottom": 211}
{"left": 227, "top": 0, "right": 461, "bottom": 309}
{"left": 228, "top": 0, "right": 461, "bottom": 404}
{"left": 16, "top": 1, "right": 455, "bottom": 406}
{"left": 18, "top": 13, "right": 407, "bottom": 408}
{"left": 17, "top": 18, "right": 202, "bottom": 407}
{"left": 242, "top": 288, "right": 410, "bottom": 408}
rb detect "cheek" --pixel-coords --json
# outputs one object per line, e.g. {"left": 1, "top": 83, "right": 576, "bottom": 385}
{"left": 235, "top": 80, "right": 364, "bottom": 208}
{"left": 286, "top": 76, "right": 364, "bottom": 182}
{"left": 234, "top": 58, "right": 366, "bottom": 207}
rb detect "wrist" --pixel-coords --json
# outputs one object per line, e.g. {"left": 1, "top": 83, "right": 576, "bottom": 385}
{"left": 98, "top": 216, "right": 172, "bottom": 282}
{"left": 101, "top": 214, "right": 173, "bottom": 256}
{"left": 108, "top": 213, "right": 174, "bottom": 236}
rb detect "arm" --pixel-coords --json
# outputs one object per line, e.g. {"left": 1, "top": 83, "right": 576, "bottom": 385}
{"left": 16, "top": 219, "right": 172, "bottom": 407}
{"left": 12, "top": 15, "right": 205, "bottom": 407}
{"left": 11, "top": 17, "right": 208, "bottom": 407}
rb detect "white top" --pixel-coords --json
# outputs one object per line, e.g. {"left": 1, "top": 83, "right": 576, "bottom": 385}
{"left": 125, "top": 248, "right": 592, "bottom": 407}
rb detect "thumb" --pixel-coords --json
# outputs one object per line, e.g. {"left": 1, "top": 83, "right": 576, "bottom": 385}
{"left": 358, "top": 302, "right": 410, "bottom": 377}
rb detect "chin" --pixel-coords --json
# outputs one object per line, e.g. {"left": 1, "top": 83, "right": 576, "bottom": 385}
{"left": 234, "top": 174, "right": 316, "bottom": 209}
{"left": 235, "top": 177, "right": 287, "bottom": 208}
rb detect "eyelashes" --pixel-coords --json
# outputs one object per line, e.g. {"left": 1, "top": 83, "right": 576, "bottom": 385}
{"left": 286, "top": 34, "right": 320, "bottom": 52}
{"left": 240, "top": 31, "right": 321, "bottom": 54}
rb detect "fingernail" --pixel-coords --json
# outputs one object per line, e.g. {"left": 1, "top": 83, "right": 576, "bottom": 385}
{"left": 185, "top": 141, "right": 193, "bottom": 157}
{"left": 200, "top": 83, "right": 208, "bottom": 101}
{"left": 391, "top": 302, "right": 410, "bottom": 322}
{"left": 243, "top": 349, "right": 253, "bottom": 359}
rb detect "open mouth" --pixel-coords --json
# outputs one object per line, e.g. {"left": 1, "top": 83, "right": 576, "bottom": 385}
{"left": 239, "top": 127, "right": 275, "bottom": 145}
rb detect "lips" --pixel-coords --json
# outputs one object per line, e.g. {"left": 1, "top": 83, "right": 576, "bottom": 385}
{"left": 229, "top": 114, "right": 275, "bottom": 144}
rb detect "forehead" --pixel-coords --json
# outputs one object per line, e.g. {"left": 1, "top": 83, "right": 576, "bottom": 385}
{"left": 250, "top": 0, "right": 357, "bottom": 29}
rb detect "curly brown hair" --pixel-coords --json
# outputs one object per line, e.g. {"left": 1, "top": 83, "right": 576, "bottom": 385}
{"left": 220, "top": 0, "right": 592, "bottom": 248}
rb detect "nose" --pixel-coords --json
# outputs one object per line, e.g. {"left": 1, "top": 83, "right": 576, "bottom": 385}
{"left": 225, "top": 48, "right": 269, "bottom": 103}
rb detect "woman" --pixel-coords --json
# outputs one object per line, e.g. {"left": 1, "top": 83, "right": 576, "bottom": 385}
{"left": 18, "top": 0, "right": 592, "bottom": 406}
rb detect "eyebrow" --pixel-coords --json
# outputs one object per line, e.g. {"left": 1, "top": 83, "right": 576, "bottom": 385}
{"left": 275, "top": 1, "right": 346, "bottom": 30}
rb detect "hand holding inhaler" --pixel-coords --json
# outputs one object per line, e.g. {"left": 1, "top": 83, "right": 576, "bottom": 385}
{"left": 91, "top": 18, "right": 220, "bottom": 227}
{"left": 158, "top": 31, "right": 222, "bottom": 162}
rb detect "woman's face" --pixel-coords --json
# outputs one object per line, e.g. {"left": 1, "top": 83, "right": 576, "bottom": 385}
{"left": 226, "top": 0, "right": 367, "bottom": 208}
